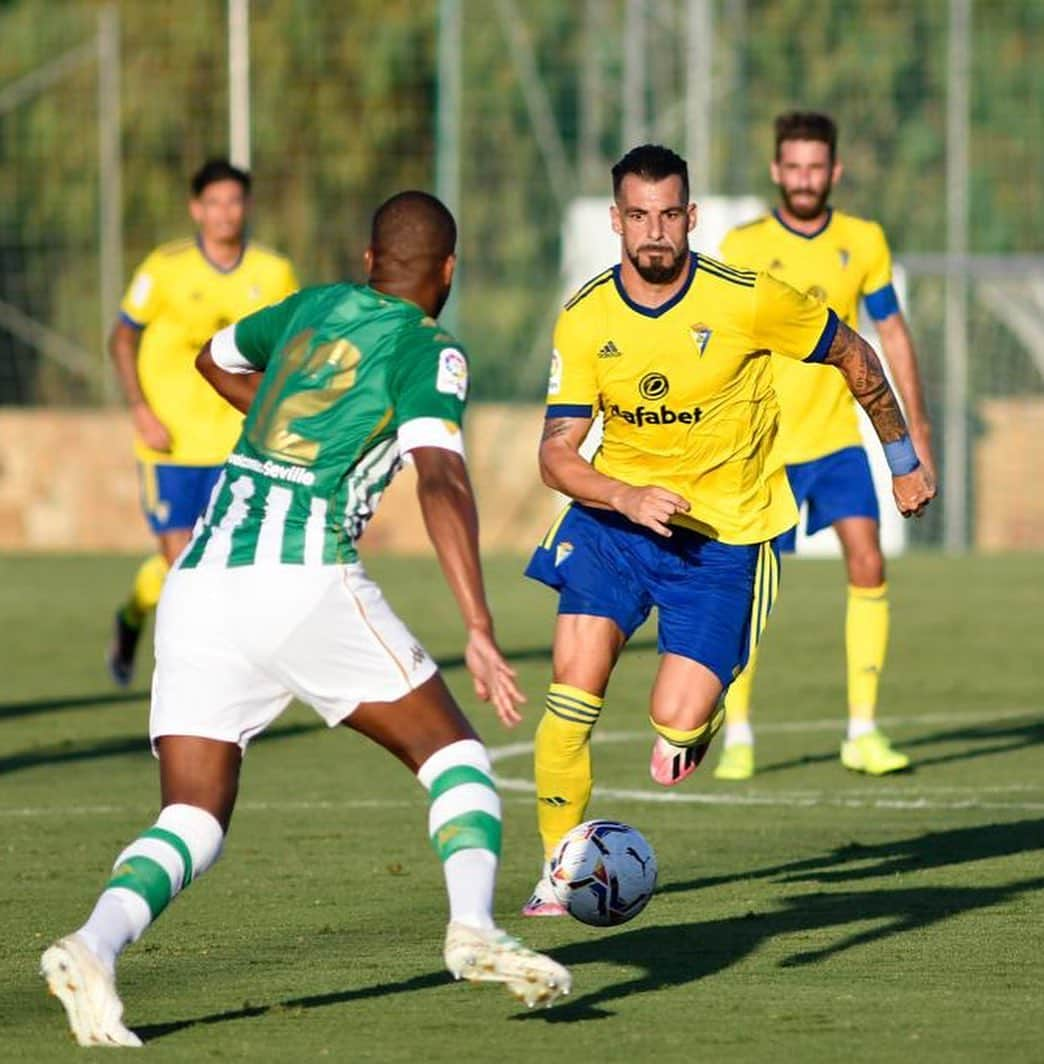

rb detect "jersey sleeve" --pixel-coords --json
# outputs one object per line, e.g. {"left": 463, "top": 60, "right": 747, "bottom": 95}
{"left": 545, "top": 307, "right": 599, "bottom": 418}
{"left": 861, "top": 222, "right": 900, "bottom": 321}
{"left": 118, "top": 251, "right": 165, "bottom": 328}
{"left": 226, "top": 292, "right": 303, "bottom": 371}
{"left": 391, "top": 331, "right": 469, "bottom": 456}
{"left": 752, "top": 271, "right": 839, "bottom": 365}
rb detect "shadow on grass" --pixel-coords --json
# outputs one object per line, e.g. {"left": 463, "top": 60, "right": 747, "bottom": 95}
{"left": 754, "top": 712, "right": 1044, "bottom": 777}
{"left": 657, "top": 817, "right": 1044, "bottom": 894}
{"left": 0, "top": 639, "right": 657, "bottom": 774}
{"left": 0, "top": 720, "right": 325, "bottom": 775}
{"left": 135, "top": 970, "right": 449, "bottom": 1041}
{"left": 0, "top": 690, "right": 150, "bottom": 720}
{"left": 139, "top": 866, "right": 1044, "bottom": 1037}
{"left": 521, "top": 872, "right": 1044, "bottom": 1021}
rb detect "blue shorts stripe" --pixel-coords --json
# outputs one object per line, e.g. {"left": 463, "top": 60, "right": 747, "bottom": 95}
{"left": 138, "top": 462, "right": 224, "bottom": 535}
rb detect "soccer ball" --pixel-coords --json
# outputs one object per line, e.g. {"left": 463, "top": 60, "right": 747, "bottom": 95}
{"left": 549, "top": 819, "right": 657, "bottom": 927}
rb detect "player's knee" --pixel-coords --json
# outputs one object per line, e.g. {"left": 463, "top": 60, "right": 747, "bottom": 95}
{"left": 416, "top": 738, "right": 495, "bottom": 789}
{"left": 847, "top": 548, "right": 885, "bottom": 588}
{"left": 155, "top": 802, "right": 225, "bottom": 878}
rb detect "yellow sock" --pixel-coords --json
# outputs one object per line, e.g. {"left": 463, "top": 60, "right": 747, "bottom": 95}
{"left": 847, "top": 582, "right": 889, "bottom": 722}
{"left": 124, "top": 554, "right": 169, "bottom": 626}
{"left": 723, "top": 646, "right": 758, "bottom": 723}
{"left": 650, "top": 701, "right": 726, "bottom": 748}
{"left": 534, "top": 684, "right": 603, "bottom": 859}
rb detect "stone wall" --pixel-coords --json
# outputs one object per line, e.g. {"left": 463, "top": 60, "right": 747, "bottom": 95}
{"left": 0, "top": 406, "right": 562, "bottom": 553}
{"left": 3, "top": 402, "right": 1041, "bottom": 552}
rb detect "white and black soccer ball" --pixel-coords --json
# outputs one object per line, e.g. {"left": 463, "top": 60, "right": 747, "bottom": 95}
{"left": 549, "top": 819, "right": 657, "bottom": 927}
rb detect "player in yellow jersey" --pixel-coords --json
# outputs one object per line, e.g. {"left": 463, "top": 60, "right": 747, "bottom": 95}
{"left": 106, "top": 159, "right": 298, "bottom": 685}
{"left": 521, "top": 144, "right": 934, "bottom": 915}
{"left": 714, "top": 113, "right": 935, "bottom": 781}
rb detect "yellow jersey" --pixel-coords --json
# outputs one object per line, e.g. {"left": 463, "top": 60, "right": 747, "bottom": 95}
{"left": 548, "top": 252, "right": 838, "bottom": 544}
{"left": 120, "top": 238, "right": 299, "bottom": 465}
{"left": 720, "top": 208, "right": 898, "bottom": 465}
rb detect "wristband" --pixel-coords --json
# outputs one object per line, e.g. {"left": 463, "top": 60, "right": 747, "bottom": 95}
{"left": 883, "top": 435, "right": 920, "bottom": 476}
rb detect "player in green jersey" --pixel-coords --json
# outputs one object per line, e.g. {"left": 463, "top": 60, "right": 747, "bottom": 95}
{"left": 41, "top": 192, "right": 570, "bottom": 1048}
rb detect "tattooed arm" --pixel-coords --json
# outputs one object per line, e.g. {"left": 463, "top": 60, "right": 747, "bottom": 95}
{"left": 823, "top": 321, "right": 936, "bottom": 517}
{"left": 539, "top": 415, "right": 690, "bottom": 537}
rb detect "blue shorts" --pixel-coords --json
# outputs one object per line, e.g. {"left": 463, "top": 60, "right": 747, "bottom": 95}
{"left": 776, "top": 445, "right": 879, "bottom": 553}
{"left": 138, "top": 462, "right": 223, "bottom": 535}
{"left": 524, "top": 504, "right": 780, "bottom": 688}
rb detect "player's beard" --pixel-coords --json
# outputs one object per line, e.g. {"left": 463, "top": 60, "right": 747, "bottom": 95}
{"left": 780, "top": 182, "right": 832, "bottom": 221}
{"left": 628, "top": 243, "right": 689, "bottom": 285}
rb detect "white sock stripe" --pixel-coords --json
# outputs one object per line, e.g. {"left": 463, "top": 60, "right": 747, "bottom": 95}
{"left": 417, "top": 739, "right": 491, "bottom": 791}
{"left": 114, "top": 836, "right": 185, "bottom": 894}
{"left": 155, "top": 803, "right": 225, "bottom": 877}
{"left": 104, "top": 887, "right": 153, "bottom": 942}
{"left": 428, "top": 784, "right": 502, "bottom": 835}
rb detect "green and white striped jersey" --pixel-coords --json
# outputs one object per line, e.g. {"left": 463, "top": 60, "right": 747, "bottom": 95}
{"left": 179, "top": 283, "right": 469, "bottom": 569}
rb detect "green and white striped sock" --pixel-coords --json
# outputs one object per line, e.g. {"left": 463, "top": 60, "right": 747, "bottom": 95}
{"left": 77, "top": 804, "right": 224, "bottom": 970}
{"left": 418, "top": 739, "right": 501, "bottom": 930}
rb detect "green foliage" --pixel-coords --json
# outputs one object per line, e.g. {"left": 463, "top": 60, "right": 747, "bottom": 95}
{"left": 0, "top": 0, "right": 1040, "bottom": 405}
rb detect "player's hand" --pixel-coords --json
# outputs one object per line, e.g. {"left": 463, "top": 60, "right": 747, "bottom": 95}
{"left": 910, "top": 421, "right": 937, "bottom": 482}
{"left": 464, "top": 625, "right": 527, "bottom": 728}
{"left": 132, "top": 403, "right": 173, "bottom": 453}
{"left": 893, "top": 464, "right": 936, "bottom": 518}
{"left": 611, "top": 484, "right": 690, "bottom": 537}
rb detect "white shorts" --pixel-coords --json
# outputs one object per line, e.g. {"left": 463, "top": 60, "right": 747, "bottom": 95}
{"left": 150, "top": 562, "right": 438, "bottom": 750}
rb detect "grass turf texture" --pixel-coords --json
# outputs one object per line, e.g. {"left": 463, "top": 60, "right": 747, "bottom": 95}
{"left": 2, "top": 552, "right": 1042, "bottom": 1062}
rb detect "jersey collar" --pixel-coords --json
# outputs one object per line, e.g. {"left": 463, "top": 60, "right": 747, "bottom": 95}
{"left": 772, "top": 207, "right": 833, "bottom": 240}
{"left": 196, "top": 235, "right": 248, "bottom": 274}
{"left": 612, "top": 250, "right": 697, "bottom": 319}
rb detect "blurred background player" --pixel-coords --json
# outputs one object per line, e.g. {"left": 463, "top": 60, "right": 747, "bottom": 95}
{"left": 521, "top": 144, "right": 934, "bottom": 915}
{"left": 106, "top": 158, "right": 298, "bottom": 686}
{"left": 42, "top": 191, "right": 568, "bottom": 1047}
{"left": 715, "top": 112, "right": 935, "bottom": 781}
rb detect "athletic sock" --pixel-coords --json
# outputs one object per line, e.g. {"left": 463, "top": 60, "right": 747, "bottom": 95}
{"left": 650, "top": 701, "right": 726, "bottom": 749}
{"left": 847, "top": 582, "right": 889, "bottom": 730}
{"left": 418, "top": 739, "right": 501, "bottom": 930}
{"left": 123, "top": 553, "right": 169, "bottom": 627}
{"left": 723, "top": 720, "right": 754, "bottom": 748}
{"left": 534, "top": 684, "right": 603, "bottom": 859}
{"left": 723, "top": 646, "right": 757, "bottom": 730}
{"left": 76, "top": 803, "right": 224, "bottom": 971}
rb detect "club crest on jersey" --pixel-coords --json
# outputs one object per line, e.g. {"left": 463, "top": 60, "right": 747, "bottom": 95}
{"left": 554, "top": 541, "right": 574, "bottom": 567}
{"left": 436, "top": 347, "right": 469, "bottom": 400}
{"left": 689, "top": 323, "right": 713, "bottom": 355}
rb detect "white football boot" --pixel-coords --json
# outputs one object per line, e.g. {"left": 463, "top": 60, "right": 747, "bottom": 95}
{"left": 444, "top": 923, "right": 571, "bottom": 1009}
{"left": 40, "top": 934, "right": 142, "bottom": 1048}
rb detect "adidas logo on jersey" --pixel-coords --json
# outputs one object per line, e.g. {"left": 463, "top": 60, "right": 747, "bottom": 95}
{"left": 598, "top": 340, "right": 622, "bottom": 358}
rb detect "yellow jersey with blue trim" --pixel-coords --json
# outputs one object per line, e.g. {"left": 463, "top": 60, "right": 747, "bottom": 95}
{"left": 120, "top": 238, "right": 299, "bottom": 465}
{"left": 720, "top": 208, "right": 898, "bottom": 465}
{"left": 547, "top": 252, "right": 839, "bottom": 545}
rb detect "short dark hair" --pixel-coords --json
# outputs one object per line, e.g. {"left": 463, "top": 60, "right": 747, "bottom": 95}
{"left": 370, "top": 190, "right": 457, "bottom": 266}
{"left": 611, "top": 144, "right": 690, "bottom": 202}
{"left": 191, "top": 158, "right": 251, "bottom": 198}
{"left": 774, "top": 112, "right": 838, "bottom": 160}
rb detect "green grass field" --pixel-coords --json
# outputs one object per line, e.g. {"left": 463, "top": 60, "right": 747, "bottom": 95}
{"left": 3, "top": 552, "right": 1043, "bottom": 1062}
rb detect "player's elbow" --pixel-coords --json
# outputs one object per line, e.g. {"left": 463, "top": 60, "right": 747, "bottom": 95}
{"left": 195, "top": 342, "right": 215, "bottom": 380}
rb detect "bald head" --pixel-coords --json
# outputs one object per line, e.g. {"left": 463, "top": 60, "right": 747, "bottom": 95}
{"left": 366, "top": 191, "right": 457, "bottom": 317}
{"left": 369, "top": 191, "right": 456, "bottom": 272}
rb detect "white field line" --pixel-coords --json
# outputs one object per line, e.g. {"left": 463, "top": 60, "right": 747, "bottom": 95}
{"left": 487, "top": 705, "right": 1043, "bottom": 764}
{"left": 2, "top": 707, "right": 1040, "bottom": 819}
